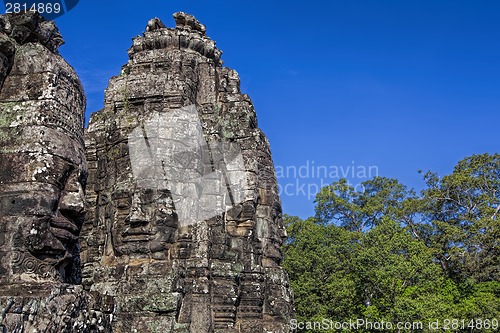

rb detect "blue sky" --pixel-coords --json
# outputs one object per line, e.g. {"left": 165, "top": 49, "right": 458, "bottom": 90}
{"left": 8, "top": 0, "right": 500, "bottom": 218}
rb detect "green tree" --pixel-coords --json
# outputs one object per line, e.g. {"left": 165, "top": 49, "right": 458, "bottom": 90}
{"left": 421, "top": 153, "right": 500, "bottom": 282}
{"left": 355, "top": 218, "right": 449, "bottom": 331}
{"left": 283, "top": 215, "right": 359, "bottom": 326}
{"left": 314, "top": 177, "right": 418, "bottom": 232}
{"left": 283, "top": 154, "right": 500, "bottom": 332}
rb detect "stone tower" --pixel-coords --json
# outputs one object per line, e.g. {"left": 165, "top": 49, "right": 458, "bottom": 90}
{"left": 0, "top": 13, "right": 111, "bottom": 332}
{"left": 81, "top": 12, "right": 294, "bottom": 332}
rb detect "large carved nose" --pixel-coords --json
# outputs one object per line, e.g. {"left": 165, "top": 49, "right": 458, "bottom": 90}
{"left": 126, "top": 193, "right": 149, "bottom": 227}
{"left": 59, "top": 182, "right": 86, "bottom": 216}
{"left": 127, "top": 209, "right": 149, "bottom": 227}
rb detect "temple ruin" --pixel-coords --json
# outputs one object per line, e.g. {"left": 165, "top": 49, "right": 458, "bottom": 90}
{"left": 0, "top": 11, "right": 294, "bottom": 332}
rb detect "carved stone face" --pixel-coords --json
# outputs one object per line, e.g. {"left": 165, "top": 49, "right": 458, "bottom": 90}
{"left": 110, "top": 186, "right": 178, "bottom": 258}
{"left": 0, "top": 12, "right": 86, "bottom": 281}
{"left": 25, "top": 162, "right": 86, "bottom": 258}
{"left": 37, "top": 20, "right": 64, "bottom": 52}
{"left": 0, "top": 136, "right": 86, "bottom": 280}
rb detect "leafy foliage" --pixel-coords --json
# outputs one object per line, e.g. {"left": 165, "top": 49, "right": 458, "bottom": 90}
{"left": 421, "top": 154, "right": 500, "bottom": 282}
{"left": 284, "top": 154, "right": 500, "bottom": 332}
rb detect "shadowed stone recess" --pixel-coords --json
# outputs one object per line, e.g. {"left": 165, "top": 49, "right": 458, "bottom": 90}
{"left": 0, "top": 12, "right": 111, "bottom": 332}
{"left": 81, "top": 12, "right": 294, "bottom": 333}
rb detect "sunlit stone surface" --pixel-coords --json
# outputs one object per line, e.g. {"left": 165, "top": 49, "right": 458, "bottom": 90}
{"left": 0, "top": 11, "right": 293, "bottom": 333}
{"left": 0, "top": 12, "right": 111, "bottom": 332}
{"left": 82, "top": 12, "right": 294, "bottom": 332}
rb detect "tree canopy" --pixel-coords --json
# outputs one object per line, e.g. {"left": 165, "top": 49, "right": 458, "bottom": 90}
{"left": 283, "top": 154, "right": 500, "bottom": 332}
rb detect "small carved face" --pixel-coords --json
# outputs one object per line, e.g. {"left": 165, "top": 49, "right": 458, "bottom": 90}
{"left": 110, "top": 187, "right": 178, "bottom": 258}
{"left": 262, "top": 203, "right": 287, "bottom": 267}
{"left": 37, "top": 20, "right": 64, "bottom": 52}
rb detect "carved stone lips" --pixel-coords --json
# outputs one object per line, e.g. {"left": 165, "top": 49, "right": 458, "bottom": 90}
{"left": 121, "top": 227, "right": 156, "bottom": 242}
{"left": 121, "top": 235, "right": 152, "bottom": 243}
{"left": 49, "top": 216, "right": 80, "bottom": 242}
